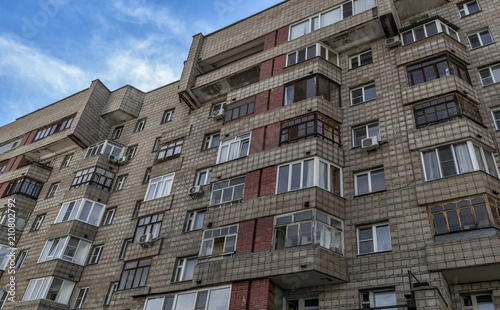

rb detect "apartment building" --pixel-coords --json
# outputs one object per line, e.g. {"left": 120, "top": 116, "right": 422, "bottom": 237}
{"left": 0, "top": 0, "right": 499, "bottom": 309}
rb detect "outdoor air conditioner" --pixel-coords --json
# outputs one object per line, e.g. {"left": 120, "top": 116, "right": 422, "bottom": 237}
{"left": 138, "top": 233, "right": 153, "bottom": 247}
{"left": 361, "top": 136, "right": 379, "bottom": 151}
{"left": 188, "top": 185, "right": 203, "bottom": 197}
{"left": 108, "top": 154, "right": 117, "bottom": 160}
{"left": 386, "top": 36, "right": 402, "bottom": 48}
{"left": 118, "top": 156, "right": 128, "bottom": 163}
{"left": 211, "top": 108, "right": 225, "bottom": 120}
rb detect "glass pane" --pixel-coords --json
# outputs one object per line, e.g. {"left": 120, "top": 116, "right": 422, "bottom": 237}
{"left": 318, "top": 161, "right": 327, "bottom": 189}
{"left": 207, "top": 287, "right": 231, "bottom": 310}
{"left": 306, "top": 77, "right": 316, "bottom": 99}
{"left": 474, "top": 205, "right": 490, "bottom": 227}
{"left": 353, "top": 127, "right": 367, "bottom": 147}
{"left": 460, "top": 208, "right": 475, "bottom": 230}
{"left": 287, "top": 53, "right": 296, "bottom": 66}
{"left": 302, "top": 159, "right": 314, "bottom": 188}
{"left": 360, "top": 51, "right": 372, "bottom": 66}
{"left": 480, "top": 31, "right": 493, "bottom": 45}
{"left": 364, "top": 84, "right": 376, "bottom": 101}
{"left": 286, "top": 224, "right": 299, "bottom": 247}
{"left": 290, "top": 20, "right": 309, "bottom": 40}
{"left": 446, "top": 211, "right": 461, "bottom": 232}
{"left": 374, "top": 291, "right": 396, "bottom": 308}
{"left": 376, "top": 225, "right": 391, "bottom": 251}
{"left": 78, "top": 201, "right": 93, "bottom": 222}
{"left": 367, "top": 123, "right": 380, "bottom": 140}
{"left": 438, "top": 146, "right": 457, "bottom": 177}
{"left": 291, "top": 163, "right": 302, "bottom": 190}
{"left": 433, "top": 213, "right": 447, "bottom": 234}
{"left": 414, "top": 26, "right": 426, "bottom": 41}
{"left": 469, "top": 34, "right": 481, "bottom": 48}
{"left": 371, "top": 170, "right": 385, "bottom": 192}
{"left": 425, "top": 22, "right": 438, "bottom": 36}
{"left": 300, "top": 222, "right": 312, "bottom": 245}
{"left": 285, "top": 85, "right": 295, "bottom": 106}
{"left": 294, "top": 80, "right": 306, "bottom": 102}
{"left": 321, "top": 7, "right": 341, "bottom": 27}
{"left": 277, "top": 166, "right": 290, "bottom": 194}
{"left": 175, "top": 293, "right": 196, "bottom": 310}
{"left": 356, "top": 174, "right": 369, "bottom": 195}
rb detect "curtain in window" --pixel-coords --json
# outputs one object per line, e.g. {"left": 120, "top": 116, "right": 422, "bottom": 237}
{"left": 320, "top": 7, "right": 341, "bottom": 27}
{"left": 376, "top": 225, "right": 391, "bottom": 251}
{"left": 353, "top": 0, "right": 377, "bottom": 14}
{"left": 453, "top": 143, "right": 473, "bottom": 173}
{"left": 423, "top": 151, "right": 440, "bottom": 180}
{"left": 290, "top": 21, "right": 308, "bottom": 40}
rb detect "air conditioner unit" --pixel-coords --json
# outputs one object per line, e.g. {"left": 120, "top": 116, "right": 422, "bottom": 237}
{"left": 188, "top": 185, "right": 203, "bottom": 197}
{"left": 361, "top": 136, "right": 379, "bottom": 151}
{"left": 108, "top": 154, "right": 117, "bottom": 161}
{"left": 386, "top": 36, "right": 402, "bottom": 48}
{"left": 138, "top": 233, "right": 153, "bottom": 247}
{"left": 211, "top": 108, "right": 225, "bottom": 120}
{"left": 117, "top": 156, "right": 128, "bottom": 164}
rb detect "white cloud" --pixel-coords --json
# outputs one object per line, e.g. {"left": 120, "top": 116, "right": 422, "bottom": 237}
{"left": 0, "top": 34, "right": 90, "bottom": 97}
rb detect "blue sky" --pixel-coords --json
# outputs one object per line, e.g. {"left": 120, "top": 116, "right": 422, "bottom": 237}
{"left": 0, "top": 0, "right": 283, "bottom": 127}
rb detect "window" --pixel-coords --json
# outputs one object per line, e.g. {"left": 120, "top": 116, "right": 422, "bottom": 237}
{"left": 15, "top": 250, "right": 28, "bottom": 268}
{"left": 289, "top": 0, "right": 376, "bottom": 40}
{"left": 199, "top": 225, "right": 238, "bottom": 259}
{"left": 0, "top": 160, "right": 8, "bottom": 173}
{"left": 33, "top": 115, "right": 75, "bottom": 142}
{"left": 126, "top": 146, "right": 137, "bottom": 161}
{"left": 0, "top": 290, "right": 7, "bottom": 309}
{"left": 217, "top": 133, "right": 250, "bottom": 164}
{"left": 210, "top": 177, "right": 245, "bottom": 206}
{"left": 118, "top": 258, "right": 151, "bottom": 290}
{"left": 72, "top": 287, "right": 89, "bottom": 309}
{"left": 61, "top": 154, "right": 73, "bottom": 168}
{"left": 112, "top": 126, "right": 123, "bottom": 139}
{"left": 286, "top": 42, "right": 338, "bottom": 66}
{"left": 0, "top": 245, "right": 13, "bottom": 270}
{"left": 0, "top": 137, "right": 22, "bottom": 155}
{"left": 143, "top": 168, "right": 152, "bottom": 184}
{"left": 479, "top": 64, "right": 500, "bottom": 86}
{"left": 144, "top": 286, "right": 231, "bottom": 310}
{"left": 31, "top": 214, "right": 45, "bottom": 231}
{"left": 132, "top": 201, "right": 142, "bottom": 219}
{"left": 174, "top": 257, "right": 198, "bottom": 282}
{"left": 286, "top": 297, "right": 319, "bottom": 310}
{"left": 119, "top": 239, "right": 132, "bottom": 260}
{"left": 70, "top": 167, "right": 115, "bottom": 191}
{"left": 102, "top": 208, "right": 116, "bottom": 226}
{"left": 468, "top": 30, "right": 493, "bottom": 48}
{"left": 195, "top": 168, "right": 212, "bottom": 186}
{"left": 402, "top": 19, "right": 459, "bottom": 45}
{"left": 361, "top": 290, "right": 397, "bottom": 309}
{"left": 351, "top": 83, "right": 376, "bottom": 105}
{"left": 144, "top": 173, "right": 175, "bottom": 201}
{"left": 104, "top": 282, "right": 118, "bottom": 306}
{"left": 114, "top": 175, "right": 127, "bottom": 191}
{"left": 1, "top": 177, "right": 43, "bottom": 200}
{"left": 203, "top": 133, "right": 220, "bottom": 150}
{"left": 157, "top": 139, "right": 183, "bottom": 160}
{"left": 493, "top": 110, "right": 500, "bottom": 130}
{"left": 277, "top": 157, "right": 342, "bottom": 195}
{"left": 84, "top": 140, "right": 124, "bottom": 159}
{"left": 462, "top": 293, "right": 494, "bottom": 310}
{"left": 0, "top": 208, "right": 29, "bottom": 231}
{"left": 350, "top": 50, "right": 372, "bottom": 69}
{"left": 422, "top": 141, "right": 498, "bottom": 180}
{"left": 134, "top": 213, "right": 163, "bottom": 242}
{"left": 55, "top": 198, "right": 106, "bottom": 226}
{"left": 430, "top": 194, "right": 500, "bottom": 234}
{"left": 355, "top": 168, "right": 385, "bottom": 195}
{"left": 22, "top": 277, "right": 75, "bottom": 304}
{"left": 224, "top": 97, "right": 255, "bottom": 122}
{"left": 458, "top": 0, "right": 481, "bottom": 17}
{"left": 284, "top": 74, "right": 340, "bottom": 106}
{"left": 280, "top": 112, "right": 341, "bottom": 145}
{"left": 38, "top": 236, "right": 91, "bottom": 265}
{"left": 88, "top": 245, "right": 103, "bottom": 265}
{"left": 274, "top": 210, "right": 343, "bottom": 254}
{"left": 152, "top": 137, "right": 161, "bottom": 152}
{"left": 162, "top": 110, "right": 174, "bottom": 123}
{"left": 135, "top": 119, "right": 146, "bottom": 132}
{"left": 353, "top": 122, "right": 380, "bottom": 147}
{"left": 413, "top": 93, "right": 481, "bottom": 127}
{"left": 185, "top": 210, "right": 206, "bottom": 232}
{"left": 407, "top": 55, "right": 471, "bottom": 86}
{"left": 46, "top": 183, "right": 59, "bottom": 198}
{"left": 357, "top": 223, "right": 391, "bottom": 254}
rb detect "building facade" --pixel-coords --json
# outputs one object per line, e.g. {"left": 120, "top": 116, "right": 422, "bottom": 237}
{"left": 0, "top": 0, "right": 499, "bottom": 309}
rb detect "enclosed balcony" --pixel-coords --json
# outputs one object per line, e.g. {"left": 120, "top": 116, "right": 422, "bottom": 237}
{"left": 394, "top": 0, "right": 449, "bottom": 20}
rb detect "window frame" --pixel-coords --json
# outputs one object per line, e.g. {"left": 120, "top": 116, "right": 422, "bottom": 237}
{"left": 407, "top": 55, "right": 471, "bottom": 87}
{"left": 173, "top": 256, "right": 198, "bottom": 282}
{"left": 84, "top": 140, "right": 124, "bottom": 159}
{"left": 55, "top": 198, "right": 106, "bottom": 226}
{"left": 22, "top": 277, "right": 75, "bottom": 304}
{"left": 284, "top": 74, "right": 340, "bottom": 106}
{"left": 224, "top": 97, "right": 255, "bottom": 122}
{"left": 492, "top": 109, "right": 500, "bottom": 130}
{"left": 46, "top": 182, "right": 60, "bottom": 198}
{"left": 354, "top": 168, "right": 386, "bottom": 196}
{"left": 203, "top": 132, "right": 220, "bottom": 150}
{"left": 31, "top": 214, "right": 45, "bottom": 231}
{"left": 195, "top": 168, "right": 212, "bottom": 186}
{"left": 161, "top": 109, "right": 175, "bottom": 124}
{"left": 126, "top": 146, "right": 137, "bottom": 161}
{"left": 114, "top": 175, "right": 127, "bottom": 191}
{"left": 402, "top": 19, "right": 460, "bottom": 46}
{"left": 479, "top": 63, "right": 500, "bottom": 86}
{"left": 468, "top": 29, "right": 494, "bottom": 49}
{"left": 104, "top": 282, "right": 118, "bottom": 306}
{"left": 87, "top": 245, "right": 103, "bottom": 265}
{"left": 38, "top": 235, "right": 92, "bottom": 266}
{"left": 216, "top": 133, "right": 251, "bottom": 164}
{"left": 461, "top": 293, "right": 494, "bottom": 310}
{"left": 280, "top": 112, "right": 341, "bottom": 145}
{"left": 72, "top": 287, "right": 89, "bottom": 309}
{"left": 210, "top": 176, "right": 246, "bottom": 206}
{"left": 152, "top": 137, "right": 161, "bottom": 152}
{"left": 133, "top": 213, "right": 164, "bottom": 243}
{"left": 143, "top": 286, "right": 232, "bottom": 310}
{"left": 285, "top": 297, "right": 320, "bottom": 310}
{"left": 132, "top": 201, "right": 142, "bottom": 219}
{"left": 1, "top": 177, "right": 43, "bottom": 200}
{"left": 135, "top": 119, "right": 146, "bottom": 133}
{"left": 352, "top": 122, "right": 380, "bottom": 148}
{"left": 61, "top": 154, "right": 73, "bottom": 168}
{"left": 112, "top": 126, "right": 123, "bottom": 139}
{"left": 0, "top": 160, "right": 8, "bottom": 174}
{"left": 15, "top": 250, "right": 28, "bottom": 269}
{"left": 118, "top": 257, "right": 152, "bottom": 290}
{"left": 286, "top": 42, "right": 339, "bottom": 67}
{"left": 185, "top": 209, "right": 206, "bottom": 232}
{"left": 357, "top": 223, "right": 392, "bottom": 255}
{"left": 157, "top": 139, "right": 184, "bottom": 161}
{"left": 144, "top": 173, "right": 175, "bottom": 201}
{"left": 458, "top": 0, "right": 481, "bottom": 17}
{"left": 350, "top": 83, "right": 376, "bottom": 105}
{"left": 199, "top": 224, "right": 239, "bottom": 260}
{"left": 360, "top": 289, "right": 397, "bottom": 309}
{"left": 102, "top": 208, "right": 116, "bottom": 226}
{"left": 143, "top": 168, "right": 152, "bottom": 184}
{"left": 0, "top": 208, "right": 29, "bottom": 231}
{"left": 349, "top": 50, "right": 373, "bottom": 69}
{"left": 119, "top": 239, "right": 132, "bottom": 260}
{"left": 33, "top": 114, "right": 75, "bottom": 142}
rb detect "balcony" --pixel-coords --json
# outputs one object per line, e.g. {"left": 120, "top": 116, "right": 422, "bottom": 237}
{"left": 394, "top": 0, "right": 449, "bottom": 20}
{"left": 100, "top": 85, "right": 145, "bottom": 126}
{"left": 47, "top": 219, "right": 99, "bottom": 241}
{"left": 194, "top": 245, "right": 347, "bottom": 289}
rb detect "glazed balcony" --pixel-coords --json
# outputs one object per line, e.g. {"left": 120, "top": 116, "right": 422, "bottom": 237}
{"left": 11, "top": 299, "right": 69, "bottom": 310}
{"left": 193, "top": 245, "right": 347, "bottom": 289}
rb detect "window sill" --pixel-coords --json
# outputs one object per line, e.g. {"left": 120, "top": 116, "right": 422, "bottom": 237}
{"left": 348, "top": 62, "right": 373, "bottom": 71}
{"left": 460, "top": 10, "right": 482, "bottom": 19}
{"left": 470, "top": 42, "right": 495, "bottom": 50}
{"left": 434, "top": 226, "right": 499, "bottom": 243}
{"left": 215, "top": 155, "right": 248, "bottom": 166}
{"left": 354, "top": 189, "right": 386, "bottom": 197}
{"left": 357, "top": 249, "right": 392, "bottom": 256}
{"left": 350, "top": 98, "right": 376, "bottom": 106}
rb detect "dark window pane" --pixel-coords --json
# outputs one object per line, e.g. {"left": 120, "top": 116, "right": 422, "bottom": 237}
{"left": 433, "top": 213, "right": 447, "bottom": 234}
{"left": 446, "top": 211, "right": 461, "bottom": 232}
{"left": 356, "top": 174, "right": 369, "bottom": 195}
{"left": 306, "top": 77, "right": 316, "bottom": 99}
{"left": 294, "top": 80, "right": 306, "bottom": 102}
{"left": 371, "top": 170, "right": 385, "bottom": 192}
{"left": 474, "top": 205, "right": 490, "bottom": 227}
{"left": 460, "top": 208, "right": 475, "bottom": 230}
{"left": 411, "top": 70, "right": 424, "bottom": 85}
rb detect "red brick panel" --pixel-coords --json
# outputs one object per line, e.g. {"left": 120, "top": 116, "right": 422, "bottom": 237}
{"left": 236, "top": 220, "right": 255, "bottom": 256}
{"left": 254, "top": 91, "right": 269, "bottom": 115}
{"left": 264, "top": 123, "right": 281, "bottom": 150}
{"left": 259, "top": 166, "right": 277, "bottom": 197}
{"left": 21, "top": 130, "right": 38, "bottom": 146}
{"left": 263, "top": 31, "right": 277, "bottom": 51}
{"left": 229, "top": 281, "right": 250, "bottom": 310}
{"left": 243, "top": 170, "right": 261, "bottom": 200}
{"left": 253, "top": 216, "right": 274, "bottom": 252}
{"left": 269, "top": 86, "right": 284, "bottom": 110}
{"left": 249, "top": 127, "right": 265, "bottom": 155}
{"left": 276, "top": 26, "right": 289, "bottom": 46}
{"left": 272, "top": 54, "right": 287, "bottom": 76}
{"left": 0, "top": 183, "right": 9, "bottom": 198}
{"left": 5, "top": 155, "right": 25, "bottom": 172}
{"left": 249, "top": 279, "right": 275, "bottom": 310}
{"left": 259, "top": 59, "right": 274, "bottom": 81}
